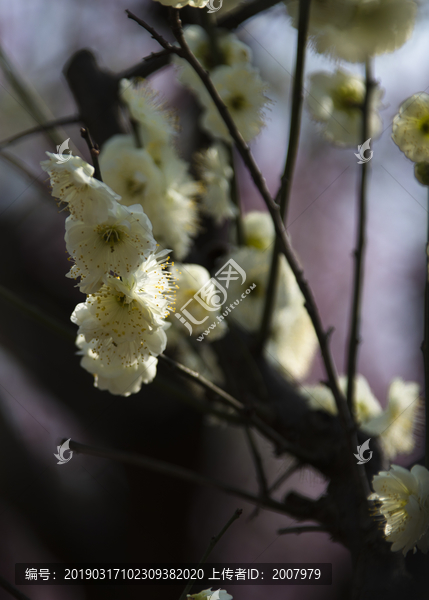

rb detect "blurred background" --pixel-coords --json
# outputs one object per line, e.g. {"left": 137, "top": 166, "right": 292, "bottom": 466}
{"left": 0, "top": 0, "right": 429, "bottom": 598}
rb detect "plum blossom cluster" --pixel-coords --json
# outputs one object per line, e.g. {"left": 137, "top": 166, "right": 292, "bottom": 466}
{"left": 290, "top": 0, "right": 417, "bottom": 147}
{"left": 302, "top": 376, "right": 421, "bottom": 460}
{"left": 100, "top": 79, "right": 200, "bottom": 261}
{"left": 41, "top": 152, "right": 175, "bottom": 397}
{"left": 174, "top": 25, "right": 269, "bottom": 143}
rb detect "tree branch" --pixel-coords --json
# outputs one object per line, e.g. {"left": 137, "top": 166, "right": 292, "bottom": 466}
{"left": 178, "top": 508, "right": 242, "bottom": 600}
{"left": 423, "top": 187, "right": 429, "bottom": 468}
{"left": 277, "top": 525, "right": 328, "bottom": 535}
{"left": 257, "top": 0, "right": 311, "bottom": 350}
{"left": 345, "top": 59, "right": 374, "bottom": 416}
{"left": 68, "top": 440, "right": 290, "bottom": 515}
{"left": 0, "top": 575, "right": 32, "bottom": 600}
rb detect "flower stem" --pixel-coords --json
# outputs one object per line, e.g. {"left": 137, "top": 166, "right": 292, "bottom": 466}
{"left": 178, "top": 508, "right": 242, "bottom": 600}
{"left": 257, "top": 0, "right": 311, "bottom": 351}
{"left": 228, "top": 144, "right": 245, "bottom": 245}
{"left": 345, "top": 58, "right": 373, "bottom": 417}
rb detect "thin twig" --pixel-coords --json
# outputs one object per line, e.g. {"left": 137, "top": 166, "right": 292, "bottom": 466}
{"left": 178, "top": 509, "right": 242, "bottom": 600}
{"left": 80, "top": 127, "right": 102, "bottom": 181}
{"left": 277, "top": 525, "right": 328, "bottom": 536}
{"left": 245, "top": 428, "right": 268, "bottom": 498}
{"left": 248, "top": 460, "right": 301, "bottom": 520}
{"left": 345, "top": 59, "right": 373, "bottom": 416}
{"left": 0, "top": 115, "right": 80, "bottom": 152}
{"left": 69, "top": 440, "right": 290, "bottom": 515}
{"left": 116, "top": 49, "right": 172, "bottom": 81}
{"left": 423, "top": 187, "right": 429, "bottom": 469}
{"left": 257, "top": 0, "right": 311, "bottom": 350}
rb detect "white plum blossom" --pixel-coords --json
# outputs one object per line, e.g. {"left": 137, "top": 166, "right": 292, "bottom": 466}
{"left": 188, "top": 589, "right": 233, "bottom": 600}
{"left": 119, "top": 78, "right": 177, "bottom": 154}
{"left": 99, "top": 135, "right": 200, "bottom": 260}
{"left": 71, "top": 251, "right": 174, "bottom": 370}
{"left": 99, "top": 134, "right": 164, "bottom": 208}
{"left": 304, "top": 376, "right": 420, "bottom": 458}
{"left": 302, "top": 375, "right": 383, "bottom": 424}
{"left": 65, "top": 202, "right": 156, "bottom": 294}
{"left": 392, "top": 93, "right": 429, "bottom": 163}
{"left": 307, "top": 69, "right": 384, "bottom": 146}
{"left": 285, "top": 0, "right": 417, "bottom": 64}
{"left": 363, "top": 379, "right": 420, "bottom": 459}
{"left": 41, "top": 153, "right": 120, "bottom": 224}
{"left": 175, "top": 25, "right": 252, "bottom": 99}
{"left": 200, "top": 65, "right": 269, "bottom": 143}
{"left": 195, "top": 143, "right": 236, "bottom": 224}
{"left": 370, "top": 465, "right": 429, "bottom": 556}
{"left": 171, "top": 263, "right": 227, "bottom": 340}
{"left": 77, "top": 335, "right": 159, "bottom": 395}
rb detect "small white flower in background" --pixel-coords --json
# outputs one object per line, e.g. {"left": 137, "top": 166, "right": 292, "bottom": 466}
{"left": 302, "top": 375, "right": 382, "bottom": 424}
{"left": 370, "top": 464, "right": 429, "bottom": 556}
{"left": 175, "top": 25, "right": 252, "bottom": 100}
{"left": 392, "top": 93, "right": 429, "bottom": 163}
{"left": 225, "top": 211, "right": 316, "bottom": 379}
{"left": 77, "top": 335, "right": 159, "bottom": 395}
{"left": 195, "top": 143, "right": 236, "bottom": 225}
{"left": 362, "top": 379, "right": 420, "bottom": 459}
{"left": 119, "top": 78, "right": 177, "bottom": 153}
{"left": 265, "top": 305, "right": 317, "bottom": 381}
{"left": 99, "top": 135, "right": 200, "bottom": 261}
{"left": 171, "top": 263, "right": 228, "bottom": 340}
{"left": 307, "top": 69, "right": 383, "bottom": 147}
{"left": 65, "top": 202, "right": 156, "bottom": 294}
{"left": 303, "top": 376, "right": 420, "bottom": 459}
{"left": 242, "top": 210, "right": 275, "bottom": 251}
{"left": 200, "top": 64, "right": 269, "bottom": 143}
{"left": 153, "top": 0, "right": 208, "bottom": 7}
{"left": 285, "top": 0, "right": 417, "bottom": 64}
{"left": 41, "top": 153, "right": 120, "bottom": 224}
{"left": 187, "top": 589, "right": 233, "bottom": 600}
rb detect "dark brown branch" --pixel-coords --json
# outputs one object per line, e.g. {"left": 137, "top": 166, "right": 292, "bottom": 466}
{"left": 345, "top": 59, "right": 374, "bottom": 416}
{"left": 165, "top": 8, "right": 365, "bottom": 495}
{"left": 159, "top": 353, "right": 296, "bottom": 455}
{"left": 116, "top": 49, "right": 172, "bottom": 81}
{"left": 257, "top": 0, "right": 311, "bottom": 350}
{"left": 69, "top": 440, "right": 289, "bottom": 515}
